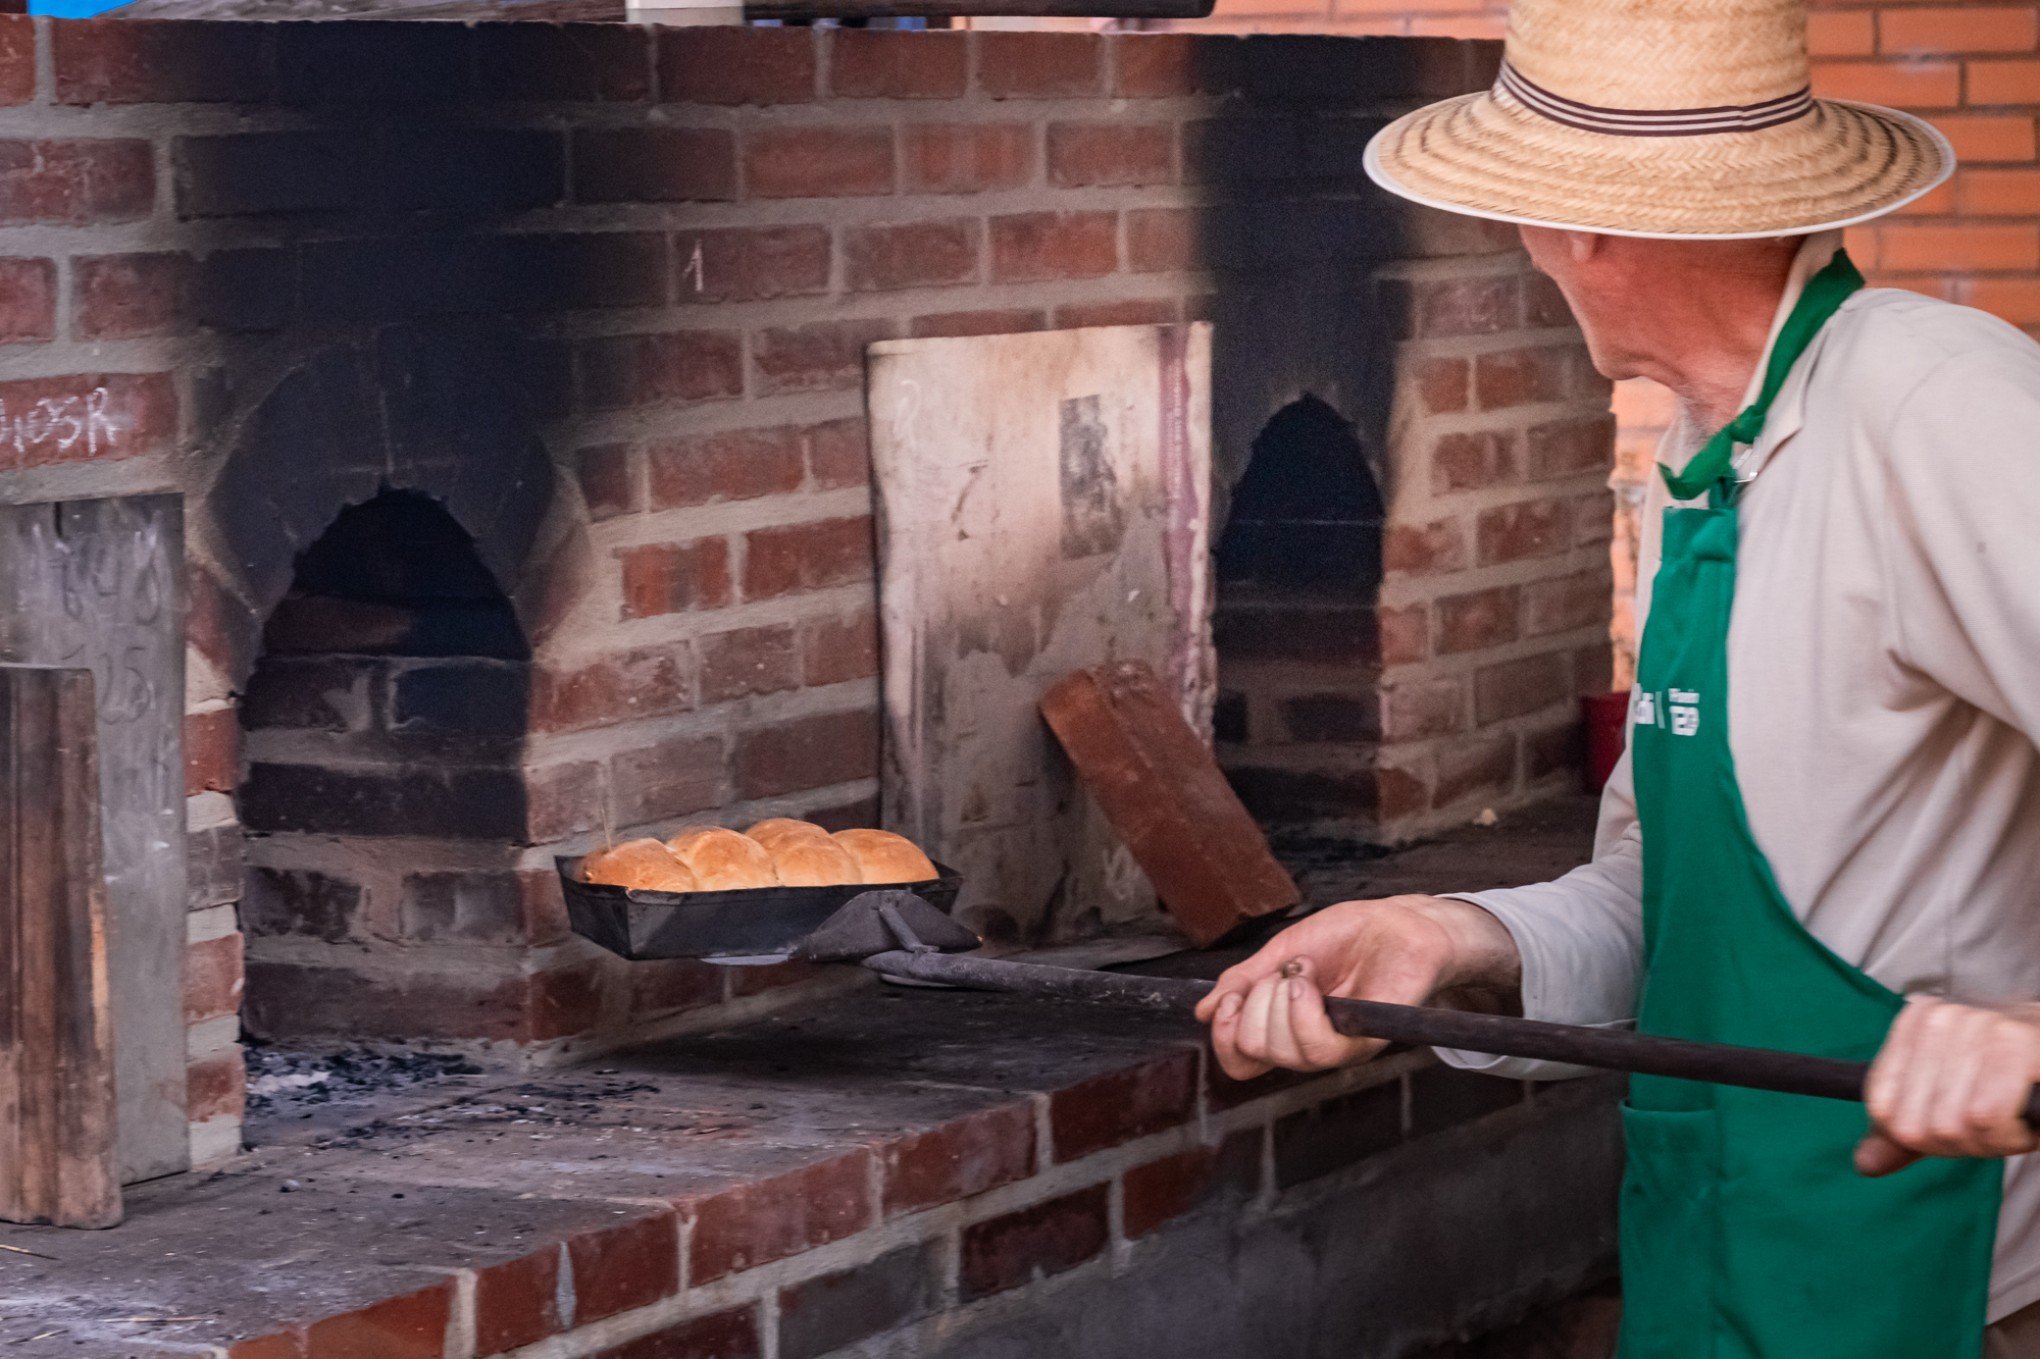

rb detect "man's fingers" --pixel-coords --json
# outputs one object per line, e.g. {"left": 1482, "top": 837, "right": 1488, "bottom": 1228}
{"left": 1920, "top": 1008, "right": 1995, "bottom": 1151}
{"left": 1855, "top": 1130, "right": 1923, "bottom": 1178}
{"left": 1209, "top": 991, "right": 1271, "bottom": 1082}
{"left": 1285, "top": 962, "right": 1374, "bottom": 1069}
{"left": 1236, "top": 973, "right": 1284, "bottom": 1070}
{"left": 1197, "top": 953, "right": 1279, "bottom": 1023}
{"left": 1864, "top": 996, "right": 1927, "bottom": 1128}
{"left": 1874, "top": 998, "right": 1947, "bottom": 1154}
{"left": 1260, "top": 975, "right": 1309, "bottom": 1070}
{"left": 1865, "top": 997, "right": 2040, "bottom": 1163}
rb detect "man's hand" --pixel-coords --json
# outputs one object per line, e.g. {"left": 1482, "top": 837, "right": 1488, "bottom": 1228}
{"left": 1857, "top": 996, "right": 2040, "bottom": 1176}
{"left": 1192, "top": 895, "right": 1521, "bottom": 1082}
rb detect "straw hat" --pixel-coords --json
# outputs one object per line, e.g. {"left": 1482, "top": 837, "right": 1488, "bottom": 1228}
{"left": 1364, "top": 0, "right": 1954, "bottom": 239}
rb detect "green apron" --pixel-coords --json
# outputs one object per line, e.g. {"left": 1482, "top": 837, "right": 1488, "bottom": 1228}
{"left": 1619, "top": 251, "right": 2003, "bottom": 1359}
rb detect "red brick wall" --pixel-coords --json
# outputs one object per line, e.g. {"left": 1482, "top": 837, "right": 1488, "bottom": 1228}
{"left": 0, "top": 18, "right": 1606, "bottom": 1166}
{"left": 1164, "top": 0, "right": 2040, "bottom": 680}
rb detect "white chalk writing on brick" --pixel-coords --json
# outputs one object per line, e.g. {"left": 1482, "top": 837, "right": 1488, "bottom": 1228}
{"left": 0, "top": 387, "right": 120, "bottom": 460}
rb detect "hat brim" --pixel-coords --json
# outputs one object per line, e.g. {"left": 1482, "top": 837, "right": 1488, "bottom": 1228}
{"left": 1365, "top": 88, "right": 1954, "bottom": 240}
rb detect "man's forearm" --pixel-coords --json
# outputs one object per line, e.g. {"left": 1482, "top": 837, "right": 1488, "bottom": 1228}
{"left": 1407, "top": 896, "right": 1524, "bottom": 1011}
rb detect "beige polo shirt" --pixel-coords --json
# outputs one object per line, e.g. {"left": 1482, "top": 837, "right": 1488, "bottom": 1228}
{"left": 1440, "top": 232, "right": 2040, "bottom": 1320}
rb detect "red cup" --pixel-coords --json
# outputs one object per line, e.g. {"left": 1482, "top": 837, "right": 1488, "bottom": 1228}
{"left": 1581, "top": 690, "right": 1631, "bottom": 793}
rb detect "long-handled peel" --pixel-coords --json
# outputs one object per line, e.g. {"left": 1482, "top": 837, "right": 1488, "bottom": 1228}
{"left": 800, "top": 891, "right": 2040, "bottom": 1128}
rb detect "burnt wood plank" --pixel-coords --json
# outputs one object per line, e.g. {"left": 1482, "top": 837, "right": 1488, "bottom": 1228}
{"left": 0, "top": 496, "right": 188, "bottom": 1183}
{"left": 0, "top": 665, "right": 121, "bottom": 1228}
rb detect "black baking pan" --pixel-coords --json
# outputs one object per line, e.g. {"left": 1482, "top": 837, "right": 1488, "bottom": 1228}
{"left": 557, "top": 856, "right": 963, "bottom": 962}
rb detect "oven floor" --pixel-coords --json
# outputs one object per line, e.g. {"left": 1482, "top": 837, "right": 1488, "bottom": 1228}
{"left": 0, "top": 797, "right": 1607, "bottom": 1359}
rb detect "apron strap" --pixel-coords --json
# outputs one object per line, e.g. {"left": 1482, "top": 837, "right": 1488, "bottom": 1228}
{"left": 1658, "top": 249, "right": 1864, "bottom": 506}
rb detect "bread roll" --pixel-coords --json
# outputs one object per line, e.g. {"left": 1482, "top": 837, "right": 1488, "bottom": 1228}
{"left": 667, "top": 825, "right": 779, "bottom": 891}
{"left": 765, "top": 834, "right": 861, "bottom": 887}
{"left": 582, "top": 838, "right": 700, "bottom": 894}
{"left": 832, "top": 828, "right": 939, "bottom": 885}
{"left": 744, "top": 818, "right": 833, "bottom": 850}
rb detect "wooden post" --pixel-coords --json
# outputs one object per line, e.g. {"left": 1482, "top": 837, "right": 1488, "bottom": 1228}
{"left": 0, "top": 665, "right": 121, "bottom": 1229}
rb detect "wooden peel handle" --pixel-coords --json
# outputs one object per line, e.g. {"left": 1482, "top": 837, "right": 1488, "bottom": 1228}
{"left": 863, "top": 950, "right": 2040, "bottom": 1130}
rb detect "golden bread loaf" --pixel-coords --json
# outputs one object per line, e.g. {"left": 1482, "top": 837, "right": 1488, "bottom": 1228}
{"left": 582, "top": 838, "right": 700, "bottom": 894}
{"left": 744, "top": 818, "right": 833, "bottom": 850}
{"left": 765, "top": 834, "right": 861, "bottom": 887}
{"left": 667, "top": 825, "right": 779, "bottom": 891}
{"left": 832, "top": 828, "right": 939, "bottom": 885}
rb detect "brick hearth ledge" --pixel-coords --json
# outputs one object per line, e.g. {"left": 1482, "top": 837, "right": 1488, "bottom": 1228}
{"left": 0, "top": 809, "right": 1619, "bottom": 1359}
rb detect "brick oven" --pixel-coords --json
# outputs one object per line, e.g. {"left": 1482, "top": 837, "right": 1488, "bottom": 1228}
{"left": 0, "top": 16, "right": 1623, "bottom": 1357}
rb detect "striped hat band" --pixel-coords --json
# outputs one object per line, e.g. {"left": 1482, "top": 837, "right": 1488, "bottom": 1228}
{"left": 1496, "top": 60, "right": 1815, "bottom": 137}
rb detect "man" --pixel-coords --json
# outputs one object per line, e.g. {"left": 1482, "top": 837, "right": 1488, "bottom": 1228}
{"left": 1195, "top": 0, "right": 2040, "bottom": 1355}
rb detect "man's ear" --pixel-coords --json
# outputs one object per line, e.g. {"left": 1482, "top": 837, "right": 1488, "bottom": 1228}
{"left": 1563, "top": 230, "right": 1606, "bottom": 263}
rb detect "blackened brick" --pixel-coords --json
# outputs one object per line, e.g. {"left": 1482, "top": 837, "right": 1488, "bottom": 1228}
{"left": 778, "top": 1243, "right": 939, "bottom": 1359}
{"left": 197, "top": 248, "right": 293, "bottom": 332}
{"left": 1408, "top": 1065, "right": 1527, "bottom": 1136}
{"left": 511, "top": 232, "right": 669, "bottom": 311}
{"left": 580, "top": 330, "right": 742, "bottom": 410}
{"left": 241, "top": 763, "right": 526, "bottom": 840}
{"left": 1273, "top": 1079, "right": 1403, "bottom": 1188}
{"left": 474, "top": 23, "right": 651, "bottom": 102}
{"left": 572, "top": 127, "right": 737, "bottom": 203}
{"left": 386, "top": 128, "right": 564, "bottom": 212}
{"left": 54, "top": 21, "right": 271, "bottom": 105}
{"left": 577, "top": 443, "right": 638, "bottom": 521}
{"left": 275, "top": 22, "right": 472, "bottom": 103}
{"left": 176, "top": 132, "right": 371, "bottom": 218}
{"left": 243, "top": 867, "right": 364, "bottom": 944}
{"left": 187, "top": 822, "right": 247, "bottom": 912}
{"left": 959, "top": 1185, "right": 1108, "bottom": 1299}
{"left": 398, "top": 871, "right": 528, "bottom": 945}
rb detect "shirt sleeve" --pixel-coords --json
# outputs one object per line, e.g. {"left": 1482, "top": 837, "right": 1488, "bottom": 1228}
{"left": 1431, "top": 743, "right": 1646, "bottom": 1079}
{"left": 1879, "top": 347, "right": 2040, "bottom": 741}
